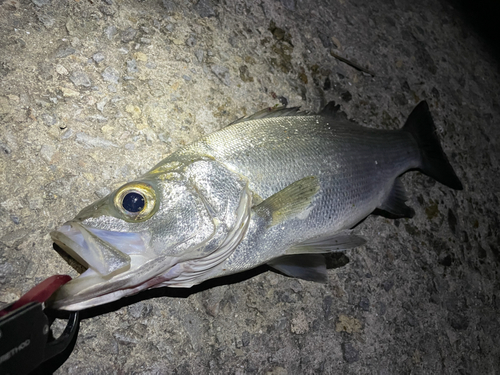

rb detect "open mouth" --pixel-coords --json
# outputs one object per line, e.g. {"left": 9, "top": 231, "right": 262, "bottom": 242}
{"left": 48, "top": 222, "right": 159, "bottom": 311}
{"left": 51, "top": 222, "right": 147, "bottom": 276}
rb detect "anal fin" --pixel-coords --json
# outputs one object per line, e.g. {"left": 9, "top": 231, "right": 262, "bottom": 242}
{"left": 378, "top": 178, "right": 415, "bottom": 218}
{"left": 267, "top": 231, "right": 366, "bottom": 283}
{"left": 268, "top": 254, "right": 327, "bottom": 283}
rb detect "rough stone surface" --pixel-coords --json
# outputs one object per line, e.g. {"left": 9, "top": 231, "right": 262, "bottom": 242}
{"left": 0, "top": 0, "right": 499, "bottom": 374}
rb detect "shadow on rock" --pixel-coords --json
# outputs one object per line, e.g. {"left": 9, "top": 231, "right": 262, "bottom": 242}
{"left": 47, "top": 252, "right": 350, "bottom": 320}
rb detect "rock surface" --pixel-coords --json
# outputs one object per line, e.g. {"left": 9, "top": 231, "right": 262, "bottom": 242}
{"left": 0, "top": 0, "right": 499, "bottom": 374}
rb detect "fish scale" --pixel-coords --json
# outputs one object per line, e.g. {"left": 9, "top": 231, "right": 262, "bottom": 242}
{"left": 202, "top": 117, "right": 419, "bottom": 276}
{"left": 191, "top": 115, "right": 415, "bottom": 226}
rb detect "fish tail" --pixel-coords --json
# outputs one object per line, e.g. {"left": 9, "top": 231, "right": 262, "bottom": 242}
{"left": 402, "top": 101, "right": 463, "bottom": 190}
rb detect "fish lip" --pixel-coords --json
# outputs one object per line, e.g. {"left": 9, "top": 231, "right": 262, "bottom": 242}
{"left": 48, "top": 254, "right": 179, "bottom": 311}
{"left": 47, "top": 268, "right": 111, "bottom": 310}
{"left": 51, "top": 224, "right": 92, "bottom": 270}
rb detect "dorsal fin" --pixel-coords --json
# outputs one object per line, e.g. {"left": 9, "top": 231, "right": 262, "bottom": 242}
{"left": 228, "top": 101, "right": 351, "bottom": 127}
{"left": 228, "top": 106, "right": 303, "bottom": 127}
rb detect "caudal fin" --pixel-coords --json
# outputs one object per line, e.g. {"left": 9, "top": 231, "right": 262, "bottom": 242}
{"left": 402, "top": 101, "right": 463, "bottom": 190}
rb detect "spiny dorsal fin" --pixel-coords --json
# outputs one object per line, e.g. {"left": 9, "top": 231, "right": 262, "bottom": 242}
{"left": 253, "top": 176, "right": 320, "bottom": 228}
{"left": 228, "top": 106, "right": 303, "bottom": 126}
{"left": 228, "top": 101, "right": 351, "bottom": 127}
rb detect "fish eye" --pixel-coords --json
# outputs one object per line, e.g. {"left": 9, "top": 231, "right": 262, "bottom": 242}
{"left": 114, "top": 182, "right": 157, "bottom": 221}
{"left": 122, "top": 192, "right": 145, "bottom": 213}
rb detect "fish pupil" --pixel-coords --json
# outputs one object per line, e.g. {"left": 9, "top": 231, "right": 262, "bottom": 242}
{"left": 122, "top": 192, "right": 145, "bottom": 213}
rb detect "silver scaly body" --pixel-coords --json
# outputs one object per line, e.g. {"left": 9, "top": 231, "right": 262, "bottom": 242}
{"left": 49, "top": 102, "right": 462, "bottom": 310}
{"left": 176, "top": 113, "right": 418, "bottom": 280}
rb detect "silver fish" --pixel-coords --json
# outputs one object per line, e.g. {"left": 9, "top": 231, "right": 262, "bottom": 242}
{"left": 49, "top": 101, "right": 462, "bottom": 310}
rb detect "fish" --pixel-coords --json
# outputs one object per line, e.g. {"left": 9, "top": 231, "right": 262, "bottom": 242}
{"left": 48, "top": 101, "right": 462, "bottom": 310}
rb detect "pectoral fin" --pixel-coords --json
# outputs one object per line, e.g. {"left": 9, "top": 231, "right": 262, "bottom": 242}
{"left": 253, "top": 176, "right": 320, "bottom": 227}
{"left": 268, "top": 254, "right": 327, "bottom": 283}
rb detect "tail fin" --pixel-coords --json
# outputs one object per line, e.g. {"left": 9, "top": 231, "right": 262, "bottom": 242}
{"left": 402, "top": 101, "right": 463, "bottom": 190}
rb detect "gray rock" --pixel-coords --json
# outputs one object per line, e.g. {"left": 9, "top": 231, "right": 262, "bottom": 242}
{"left": 41, "top": 113, "right": 57, "bottom": 126}
{"left": 61, "top": 128, "right": 74, "bottom": 140}
{"left": 10, "top": 215, "right": 20, "bottom": 224}
{"left": 32, "top": 0, "right": 50, "bottom": 6}
{"left": 121, "top": 27, "right": 138, "bottom": 43}
{"left": 54, "top": 45, "right": 76, "bottom": 58}
{"left": 449, "top": 312, "right": 469, "bottom": 331}
{"left": 194, "top": 49, "right": 205, "bottom": 62}
{"left": 318, "top": 33, "right": 332, "bottom": 49}
{"left": 377, "top": 301, "right": 387, "bottom": 316}
{"left": 241, "top": 331, "right": 251, "bottom": 347}
{"left": 0, "top": 141, "right": 11, "bottom": 155}
{"left": 186, "top": 35, "right": 197, "bottom": 47}
{"left": 75, "top": 132, "right": 118, "bottom": 148}
{"left": 211, "top": 64, "right": 231, "bottom": 86}
{"left": 95, "top": 187, "right": 111, "bottom": 198}
{"left": 102, "top": 66, "right": 120, "bottom": 84}
{"left": 104, "top": 25, "right": 118, "bottom": 40}
{"left": 93, "top": 52, "right": 105, "bottom": 64}
{"left": 96, "top": 97, "right": 109, "bottom": 112}
{"left": 194, "top": 0, "right": 216, "bottom": 18}
{"left": 87, "top": 114, "right": 108, "bottom": 123}
{"left": 161, "top": 0, "right": 176, "bottom": 12}
{"left": 126, "top": 60, "right": 138, "bottom": 74}
{"left": 37, "top": 13, "right": 55, "bottom": 28}
{"left": 413, "top": 41, "right": 437, "bottom": 75}
{"left": 39, "top": 144, "right": 55, "bottom": 162}
{"left": 70, "top": 71, "right": 91, "bottom": 87}
{"left": 358, "top": 296, "right": 370, "bottom": 311}
{"left": 281, "top": 0, "right": 296, "bottom": 10}
{"left": 28, "top": 196, "right": 43, "bottom": 210}
{"left": 342, "top": 342, "right": 359, "bottom": 363}
{"left": 127, "top": 302, "right": 152, "bottom": 319}
{"left": 382, "top": 279, "right": 394, "bottom": 292}
{"left": 99, "top": 5, "right": 115, "bottom": 16}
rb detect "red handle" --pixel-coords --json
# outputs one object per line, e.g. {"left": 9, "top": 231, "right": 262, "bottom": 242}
{"left": 0, "top": 275, "right": 72, "bottom": 317}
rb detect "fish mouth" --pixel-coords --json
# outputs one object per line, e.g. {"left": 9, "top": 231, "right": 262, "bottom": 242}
{"left": 52, "top": 223, "right": 134, "bottom": 276}
{"left": 49, "top": 222, "right": 169, "bottom": 311}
